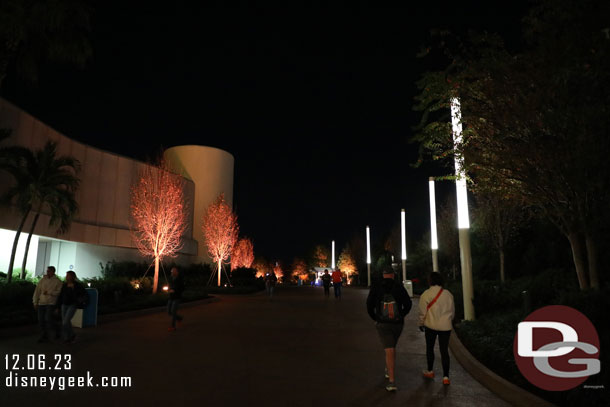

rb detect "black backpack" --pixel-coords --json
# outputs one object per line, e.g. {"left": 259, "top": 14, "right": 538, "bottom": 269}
{"left": 376, "top": 292, "right": 402, "bottom": 323}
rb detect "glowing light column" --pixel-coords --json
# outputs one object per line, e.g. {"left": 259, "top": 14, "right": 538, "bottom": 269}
{"left": 429, "top": 178, "right": 439, "bottom": 272}
{"left": 451, "top": 97, "right": 475, "bottom": 321}
{"left": 331, "top": 240, "right": 336, "bottom": 269}
{"left": 400, "top": 209, "right": 413, "bottom": 297}
{"left": 366, "top": 226, "right": 371, "bottom": 287}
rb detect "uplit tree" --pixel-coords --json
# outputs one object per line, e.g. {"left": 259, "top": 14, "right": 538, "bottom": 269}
{"left": 337, "top": 246, "right": 357, "bottom": 284}
{"left": 309, "top": 244, "right": 329, "bottom": 269}
{"left": 273, "top": 261, "right": 284, "bottom": 281}
{"left": 202, "top": 193, "right": 239, "bottom": 286}
{"left": 231, "top": 237, "right": 254, "bottom": 271}
{"left": 252, "top": 256, "right": 271, "bottom": 278}
{"left": 291, "top": 258, "right": 308, "bottom": 283}
{"left": 130, "top": 160, "right": 187, "bottom": 294}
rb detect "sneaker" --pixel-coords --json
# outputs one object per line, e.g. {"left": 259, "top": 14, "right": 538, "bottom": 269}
{"left": 384, "top": 368, "right": 389, "bottom": 379}
{"left": 422, "top": 370, "right": 434, "bottom": 379}
{"left": 443, "top": 376, "right": 451, "bottom": 385}
{"left": 385, "top": 382, "right": 397, "bottom": 392}
{"left": 168, "top": 327, "right": 176, "bottom": 332}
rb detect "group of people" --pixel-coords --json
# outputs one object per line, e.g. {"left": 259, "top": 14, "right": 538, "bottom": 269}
{"left": 320, "top": 268, "right": 343, "bottom": 299}
{"left": 33, "top": 266, "right": 88, "bottom": 344}
{"left": 33, "top": 265, "right": 186, "bottom": 340}
{"left": 366, "top": 267, "right": 455, "bottom": 392}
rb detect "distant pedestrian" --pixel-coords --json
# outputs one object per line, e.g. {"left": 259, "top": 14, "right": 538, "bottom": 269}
{"left": 32, "top": 266, "right": 63, "bottom": 343}
{"left": 265, "top": 271, "right": 277, "bottom": 298}
{"left": 332, "top": 268, "right": 343, "bottom": 299}
{"left": 57, "top": 271, "right": 88, "bottom": 343}
{"left": 366, "top": 266, "right": 412, "bottom": 391}
{"left": 418, "top": 272, "right": 455, "bottom": 385}
{"left": 321, "top": 269, "right": 331, "bottom": 297}
{"left": 167, "top": 267, "right": 185, "bottom": 332}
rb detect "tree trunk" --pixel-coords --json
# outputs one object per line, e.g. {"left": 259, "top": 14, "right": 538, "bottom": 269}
{"left": 567, "top": 232, "right": 589, "bottom": 290}
{"left": 499, "top": 249, "right": 505, "bottom": 283}
{"left": 217, "top": 259, "right": 222, "bottom": 287}
{"left": 21, "top": 211, "right": 41, "bottom": 279}
{"left": 585, "top": 234, "right": 599, "bottom": 289}
{"left": 7, "top": 208, "right": 31, "bottom": 283}
{"left": 153, "top": 256, "right": 159, "bottom": 294}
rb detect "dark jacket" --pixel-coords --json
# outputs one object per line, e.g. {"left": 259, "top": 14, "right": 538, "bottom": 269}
{"left": 321, "top": 274, "right": 331, "bottom": 286}
{"left": 57, "top": 282, "right": 87, "bottom": 308}
{"left": 366, "top": 278, "right": 412, "bottom": 323}
{"left": 169, "top": 274, "right": 185, "bottom": 300}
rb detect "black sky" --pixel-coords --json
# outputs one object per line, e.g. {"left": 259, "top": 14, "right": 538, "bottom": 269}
{"left": 1, "top": 2, "right": 529, "bottom": 264}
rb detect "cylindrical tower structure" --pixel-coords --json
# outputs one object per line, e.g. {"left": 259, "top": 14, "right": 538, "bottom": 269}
{"left": 164, "top": 145, "right": 234, "bottom": 263}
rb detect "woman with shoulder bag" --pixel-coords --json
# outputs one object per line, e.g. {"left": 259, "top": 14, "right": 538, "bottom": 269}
{"left": 57, "top": 271, "right": 87, "bottom": 344}
{"left": 418, "top": 272, "right": 455, "bottom": 385}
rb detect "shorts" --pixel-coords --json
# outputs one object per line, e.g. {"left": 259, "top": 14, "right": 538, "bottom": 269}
{"left": 376, "top": 322, "right": 404, "bottom": 349}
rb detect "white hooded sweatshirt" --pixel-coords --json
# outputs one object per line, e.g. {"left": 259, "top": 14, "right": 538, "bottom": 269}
{"left": 418, "top": 285, "right": 455, "bottom": 331}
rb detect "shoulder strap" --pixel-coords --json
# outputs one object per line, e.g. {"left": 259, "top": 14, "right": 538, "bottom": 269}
{"left": 426, "top": 288, "right": 444, "bottom": 311}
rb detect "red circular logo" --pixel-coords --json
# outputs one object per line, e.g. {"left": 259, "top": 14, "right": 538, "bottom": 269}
{"left": 513, "top": 305, "right": 600, "bottom": 391}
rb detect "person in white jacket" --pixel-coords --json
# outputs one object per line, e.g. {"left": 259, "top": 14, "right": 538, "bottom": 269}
{"left": 32, "top": 266, "right": 63, "bottom": 342}
{"left": 418, "top": 272, "right": 455, "bottom": 385}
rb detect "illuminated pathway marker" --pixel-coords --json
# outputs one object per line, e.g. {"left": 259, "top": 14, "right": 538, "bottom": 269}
{"left": 451, "top": 97, "right": 475, "bottom": 321}
{"left": 428, "top": 177, "right": 439, "bottom": 272}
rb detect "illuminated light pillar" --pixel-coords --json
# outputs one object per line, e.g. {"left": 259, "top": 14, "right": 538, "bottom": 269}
{"left": 400, "top": 209, "right": 407, "bottom": 281}
{"left": 451, "top": 97, "right": 475, "bottom": 321}
{"left": 331, "top": 240, "right": 336, "bottom": 269}
{"left": 366, "top": 226, "right": 371, "bottom": 287}
{"left": 429, "top": 177, "right": 439, "bottom": 272}
{"left": 401, "top": 209, "right": 413, "bottom": 298}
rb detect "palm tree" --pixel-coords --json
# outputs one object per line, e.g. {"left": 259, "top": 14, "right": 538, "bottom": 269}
{"left": 1, "top": 141, "right": 80, "bottom": 282}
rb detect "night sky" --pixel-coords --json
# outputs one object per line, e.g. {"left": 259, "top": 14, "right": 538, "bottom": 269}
{"left": 1, "top": 2, "right": 529, "bottom": 264}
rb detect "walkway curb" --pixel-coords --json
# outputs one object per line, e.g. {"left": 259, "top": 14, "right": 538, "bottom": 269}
{"left": 449, "top": 328, "right": 554, "bottom": 406}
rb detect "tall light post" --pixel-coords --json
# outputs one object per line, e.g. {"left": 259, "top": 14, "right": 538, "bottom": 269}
{"left": 428, "top": 177, "right": 439, "bottom": 272}
{"left": 400, "top": 209, "right": 413, "bottom": 297}
{"left": 331, "top": 240, "right": 336, "bottom": 270}
{"left": 366, "top": 226, "right": 371, "bottom": 286}
{"left": 451, "top": 97, "right": 475, "bottom": 321}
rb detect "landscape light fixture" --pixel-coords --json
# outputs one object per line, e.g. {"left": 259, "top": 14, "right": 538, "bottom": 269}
{"left": 400, "top": 209, "right": 413, "bottom": 297}
{"left": 429, "top": 178, "right": 439, "bottom": 272}
{"left": 366, "top": 226, "right": 371, "bottom": 286}
{"left": 451, "top": 97, "right": 475, "bottom": 321}
{"left": 400, "top": 209, "right": 407, "bottom": 280}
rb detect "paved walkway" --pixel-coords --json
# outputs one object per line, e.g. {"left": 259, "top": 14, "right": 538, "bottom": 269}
{"left": 0, "top": 286, "right": 508, "bottom": 406}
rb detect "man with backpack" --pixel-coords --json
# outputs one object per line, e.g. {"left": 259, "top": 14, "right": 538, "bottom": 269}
{"left": 366, "top": 266, "right": 412, "bottom": 391}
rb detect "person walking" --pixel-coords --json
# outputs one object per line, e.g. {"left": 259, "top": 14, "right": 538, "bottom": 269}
{"left": 418, "top": 272, "right": 455, "bottom": 385}
{"left": 265, "top": 271, "right": 277, "bottom": 298}
{"left": 332, "top": 267, "right": 343, "bottom": 299}
{"left": 167, "top": 267, "right": 185, "bottom": 332}
{"left": 32, "top": 266, "right": 63, "bottom": 343}
{"left": 57, "top": 271, "right": 88, "bottom": 343}
{"left": 366, "top": 266, "right": 412, "bottom": 391}
{"left": 321, "top": 269, "right": 331, "bottom": 297}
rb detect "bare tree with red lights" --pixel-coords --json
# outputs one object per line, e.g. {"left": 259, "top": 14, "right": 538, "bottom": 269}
{"left": 130, "top": 161, "right": 187, "bottom": 294}
{"left": 202, "top": 193, "right": 239, "bottom": 286}
{"left": 231, "top": 237, "right": 254, "bottom": 271}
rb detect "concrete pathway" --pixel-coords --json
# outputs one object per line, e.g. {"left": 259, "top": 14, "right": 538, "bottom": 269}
{"left": 0, "top": 286, "right": 509, "bottom": 406}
